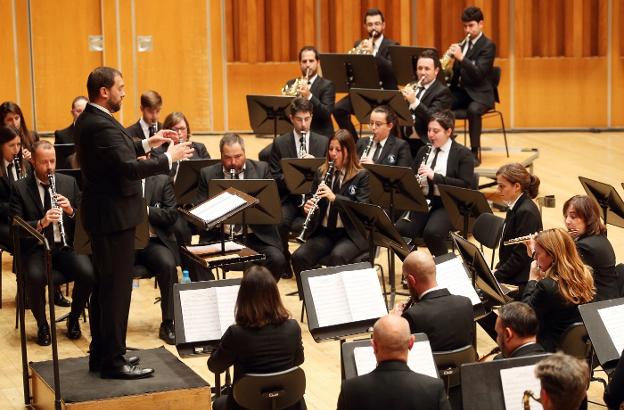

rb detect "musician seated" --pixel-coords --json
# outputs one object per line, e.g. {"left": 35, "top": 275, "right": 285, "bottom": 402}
{"left": 125, "top": 90, "right": 162, "bottom": 141}
{"left": 156, "top": 111, "right": 210, "bottom": 165}
{"left": 523, "top": 228, "right": 595, "bottom": 352}
{"left": 396, "top": 110, "right": 474, "bottom": 256}
{"left": 136, "top": 171, "right": 179, "bottom": 345}
{"left": 195, "top": 133, "right": 288, "bottom": 282}
{"left": 533, "top": 353, "right": 589, "bottom": 410}
{"left": 493, "top": 302, "right": 544, "bottom": 359}
{"left": 337, "top": 314, "right": 450, "bottom": 410}
{"left": 291, "top": 129, "right": 370, "bottom": 297}
{"left": 357, "top": 105, "right": 412, "bottom": 167}
{"left": 10, "top": 140, "right": 94, "bottom": 346}
{"left": 604, "top": 348, "right": 624, "bottom": 409}
{"left": 563, "top": 195, "right": 618, "bottom": 301}
{"left": 391, "top": 250, "right": 473, "bottom": 352}
{"left": 54, "top": 95, "right": 88, "bottom": 145}
{"left": 208, "top": 265, "right": 305, "bottom": 410}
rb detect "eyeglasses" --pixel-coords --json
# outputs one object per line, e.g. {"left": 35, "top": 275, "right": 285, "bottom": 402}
{"left": 171, "top": 127, "right": 187, "bottom": 133}
{"left": 369, "top": 121, "right": 388, "bottom": 128}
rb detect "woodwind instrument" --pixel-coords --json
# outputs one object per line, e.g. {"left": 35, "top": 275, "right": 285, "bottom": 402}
{"left": 229, "top": 168, "right": 237, "bottom": 240}
{"left": 296, "top": 161, "right": 335, "bottom": 243}
{"left": 47, "top": 173, "right": 69, "bottom": 249}
{"left": 298, "top": 131, "right": 308, "bottom": 207}
{"left": 503, "top": 232, "right": 540, "bottom": 246}
{"left": 478, "top": 346, "right": 501, "bottom": 362}
{"left": 13, "top": 153, "right": 24, "bottom": 180}
{"left": 361, "top": 136, "right": 374, "bottom": 160}
{"left": 402, "top": 297, "right": 415, "bottom": 311}
{"left": 401, "top": 144, "right": 433, "bottom": 222}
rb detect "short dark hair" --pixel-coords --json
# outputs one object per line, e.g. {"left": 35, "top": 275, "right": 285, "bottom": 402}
{"left": 298, "top": 45, "right": 319, "bottom": 61}
{"left": 289, "top": 97, "right": 313, "bottom": 116}
{"left": 71, "top": 96, "right": 88, "bottom": 109}
{"left": 371, "top": 105, "right": 397, "bottom": 131}
{"left": 429, "top": 110, "right": 455, "bottom": 132}
{"left": 140, "top": 90, "right": 162, "bottom": 109}
{"left": 498, "top": 302, "right": 538, "bottom": 338}
{"left": 418, "top": 49, "right": 441, "bottom": 70}
{"left": 364, "top": 8, "right": 384, "bottom": 23}
{"left": 535, "top": 353, "right": 589, "bottom": 410}
{"left": 235, "top": 265, "right": 290, "bottom": 328}
{"left": 87, "top": 67, "right": 122, "bottom": 101}
{"left": 563, "top": 195, "right": 607, "bottom": 236}
{"left": 462, "top": 6, "right": 484, "bottom": 23}
{"left": 219, "top": 133, "right": 245, "bottom": 153}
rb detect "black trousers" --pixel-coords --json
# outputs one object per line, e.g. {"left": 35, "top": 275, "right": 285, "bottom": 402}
{"left": 279, "top": 199, "right": 305, "bottom": 255}
{"left": 396, "top": 198, "right": 452, "bottom": 257}
{"left": 89, "top": 228, "right": 135, "bottom": 371}
{"left": 451, "top": 87, "right": 489, "bottom": 150}
{"left": 135, "top": 238, "right": 178, "bottom": 323}
{"left": 0, "top": 223, "right": 12, "bottom": 251}
{"left": 244, "top": 233, "right": 288, "bottom": 282}
{"left": 23, "top": 246, "right": 94, "bottom": 326}
{"left": 332, "top": 96, "right": 358, "bottom": 140}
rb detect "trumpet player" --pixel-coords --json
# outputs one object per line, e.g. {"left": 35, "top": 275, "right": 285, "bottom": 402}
{"left": 356, "top": 105, "right": 411, "bottom": 166}
{"left": 10, "top": 140, "right": 94, "bottom": 346}
{"left": 125, "top": 90, "right": 163, "bottom": 141}
{"left": 291, "top": 130, "right": 370, "bottom": 298}
{"left": 448, "top": 6, "right": 496, "bottom": 165}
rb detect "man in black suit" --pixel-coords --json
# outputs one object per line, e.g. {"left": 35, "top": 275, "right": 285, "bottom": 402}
{"left": 136, "top": 172, "right": 179, "bottom": 345}
{"left": 10, "top": 141, "right": 94, "bottom": 346}
{"left": 393, "top": 251, "right": 473, "bottom": 352}
{"left": 448, "top": 6, "right": 496, "bottom": 164}
{"left": 357, "top": 105, "right": 412, "bottom": 167}
{"left": 54, "top": 96, "right": 88, "bottom": 144}
{"left": 195, "top": 133, "right": 288, "bottom": 282}
{"left": 337, "top": 314, "right": 450, "bottom": 410}
{"left": 493, "top": 302, "right": 545, "bottom": 359}
{"left": 125, "top": 90, "right": 163, "bottom": 141}
{"left": 333, "top": 8, "right": 399, "bottom": 139}
{"left": 75, "top": 66, "right": 193, "bottom": 379}
{"left": 535, "top": 353, "right": 589, "bottom": 410}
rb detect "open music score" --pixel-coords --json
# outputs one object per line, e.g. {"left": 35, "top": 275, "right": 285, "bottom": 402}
{"left": 435, "top": 255, "right": 481, "bottom": 306}
{"left": 352, "top": 339, "right": 438, "bottom": 379}
{"left": 597, "top": 304, "right": 624, "bottom": 354}
{"left": 500, "top": 364, "right": 543, "bottom": 410}
{"left": 190, "top": 191, "right": 247, "bottom": 224}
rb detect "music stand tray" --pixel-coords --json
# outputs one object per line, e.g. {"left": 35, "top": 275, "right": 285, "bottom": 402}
{"left": 388, "top": 46, "right": 445, "bottom": 84}
{"left": 438, "top": 184, "right": 492, "bottom": 239}
{"left": 173, "top": 159, "right": 219, "bottom": 205}
{"left": 281, "top": 158, "right": 324, "bottom": 194}
{"left": 179, "top": 187, "right": 259, "bottom": 230}
{"left": 207, "top": 179, "right": 282, "bottom": 225}
{"left": 318, "top": 53, "right": 381, "bottom": 92}
{"left": 350, "top": 88, "right": 413, "bottom": 126}
{"left": 579, "top": 176, "right": 624, "bottom": 229}
{"left": 246, "top": 95, "right": 294, "bottom": 138}
{"left": 578, "top": 297, "right": 624, "bottom": 369}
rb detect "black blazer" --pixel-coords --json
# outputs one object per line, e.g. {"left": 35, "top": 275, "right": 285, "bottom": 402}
{"left": 522, "top": 277, "right": 583, "bottom": 352}
{"left": 54, "top": 123, "right": 76, "bottom": 144}
{"left": 284, "top": 76, "right": 336, "bottom": 137}
{"left": 75, "top": 104, "right": 170, "bottom": 235}
{"left": 493, "top": 342, "right": 546, "bottom": 360}
{"left": 604, "top": 349, "right": 624, "bottom": 410}
{"left": 576, "top": 234, "right": 618, "bottom": 301}
{"left": 144, "top": 174, "right": 180, "bottom": 264}
{"left": 208, "top": 319, "right": 304, "bottom": 410}
{"left": 402, "top": 288, "right": 474, "bottom": 352}
{"left": 195, "top": 159, "right": 282, "bottom": 250}
{"left": 495, "top": 193, "right": 543, "bottom": 285}
{"left": 355, "top": 36, "right": 399, "bottom": 90}
{"left": 356, "top": 135, "right": 412, "bottom": 167}
{"left": 269, "top": 130, "right": 329, "bottom": 198}
{"left": 410, "top": 80, "right": 454, "bottom": 140}
{"left": 153, "top": 140, "right": 210, "bottom": 160}
{"left": 337, "top": 360, "right": 451, "bottom": 410}
{"left": 412, "top": 139, "right": 474, "bottom": 190}
{"left": 125, "top": 120, "right": 162, "bottom": 141}
{"left": 451, "top": 34, "right": 496, "bottom": 107}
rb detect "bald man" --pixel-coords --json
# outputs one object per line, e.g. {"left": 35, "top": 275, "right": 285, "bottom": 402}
{"left": 337, "top": 315, "right": 450, "bottom": 410}
{"left": 392, "top": 251, "right": 474, "bottom": 351}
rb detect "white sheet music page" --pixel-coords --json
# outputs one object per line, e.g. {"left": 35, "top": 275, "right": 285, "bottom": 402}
{"left": 407, "top": 340, "right": 438, "bottom": 379}
{"left": 179, "top": 287, "right": 221, "bottom": 342}
{"left": 216, "top": 285, "right": 240, "bottom": 337}
{"left": 598, "top": 304, "right": 624, "bottom": 353}
{"left": 342, "top": 268, "right": 388, "bottom": 322}
{"left": 500, "top": 364, "right": 543, "bottom": 410}
{"left": 191, "top": 191, "right": 246, "bottom": 223}
{"left": 353, "top": 346, "right": 377, "bottom": 376}
{"left": 436, "top": 257, "right": 481, "bottom": 305}
{"left": 308, "top": 273, "right": 352, "bottom": 327}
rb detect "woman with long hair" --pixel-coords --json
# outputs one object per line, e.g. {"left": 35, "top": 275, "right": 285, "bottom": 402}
{"left": 523, "top": 228, "right": 595, "bottom": 351}
{"left": 0, "top": 101, "right": 39, "bottom": 159}
{"left": 563, "top": 195, "right": 618, "bottom": 300}
{"left": 208, "top": 265, "right": 305, "bottom": 410}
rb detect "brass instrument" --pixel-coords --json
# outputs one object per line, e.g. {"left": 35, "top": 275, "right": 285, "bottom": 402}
{"left": 361, "top": 136, "right": 374, "bottom": 159}
{"left": 503, "top": 232, "right": 540, "bottom": 246}
{"left": 47, "top": 173, "right": 69, "bottom": 249}
{"left": 281, "top": 67, "right": 311, "bottom": 96}
{"left": 522, "top": 390, "right": 540, "bottom": 409}
{"left": 478, "top": 346, "right": 501, "bottom": 362}
{"left": 13, "top": 153, "right": 24, "bottom": 180}
{"left": 440, "top": 34, "right": 471, "bottom": 71}
{"left": 296, "top": 161, "right": 335, "bottom": 243}
{"left": 402, "top": 76, "right": 424, "bottom": 95}
{"left": 348, "top": 31, "right": 376, "bottom": 55}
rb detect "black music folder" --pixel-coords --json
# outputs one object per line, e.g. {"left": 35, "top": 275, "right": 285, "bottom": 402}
{"left": 579, "top": 297, "right": 624, "bottom": 369}
{"left": 179, "top": 187, "right": 259, "bottom": 230}
{"left": 301, "top": 262, "right": 388, "bottom": 342}
{"left": 173, "top": 278, "right": 242, "bottom": 356}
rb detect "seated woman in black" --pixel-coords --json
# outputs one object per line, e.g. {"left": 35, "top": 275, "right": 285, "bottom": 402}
{"left": 396, "top": 110, "right": 474, "bottom": 256}
{"left": 208, "top": 265, "right": 305, "bottom": 410}
{"left": 1, "top": 101, "right": 39, "bottom": 160}
{"left": 563, "top": 195, "right": 618, "bottom": 301}
{"left": 523, "top": 228, "right": 595, "bottom": 352}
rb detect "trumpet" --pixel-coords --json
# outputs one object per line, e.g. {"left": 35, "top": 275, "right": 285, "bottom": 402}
{"left": 296, "top": 161, "right": 335, "bottom": 243}
{"left": 281, "top": 67, "right": 311, "bottom": 96}
{"left": 503, "top": 232, "right": 540, "bottom": 246}
{"left": 47, "top": 173, "right": 69, "bottom": 249}
{"left": 361, "top": 136, "right": 375, "bottom": 159}
{"left": 13, "top": 153, "right": 24, "bottom": 180}
{"left": 440, "top": 34, "right": 471, "bottom": 71}
{"left": 348, "top": 31, "right": 376, "bottom": 55}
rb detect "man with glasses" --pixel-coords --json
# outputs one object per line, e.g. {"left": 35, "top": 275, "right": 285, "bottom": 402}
{"left": 357, "top": 105, "right": 411, "bottom": 167}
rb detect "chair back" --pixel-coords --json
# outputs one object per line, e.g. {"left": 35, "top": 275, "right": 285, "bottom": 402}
{"left": 558, "top": 322, "right": 591, "bottom": 360}
{"left": 233, "top": 367, "right": 306, "bottom": 410}
{"left": 489, "top": 66, "right": 501, "bottom": 104}
{"left": 433, "top": 344, "right": 477, "bottom": 392}
{"left": 472, "top": 213, "right": 504, "bottom": 250}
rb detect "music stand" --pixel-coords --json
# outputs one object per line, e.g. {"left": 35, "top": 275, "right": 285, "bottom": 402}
{"left": 281, "top": 158, "right": 324, "bottom": 195}
{"left": 578, "top": 297, "right": 624, "bottom": 370}
{"left": 208, "top": 179, "right": 282, "bottom": 227}
{"left": 579, "top": 176, "right": 624, "bottom": 231}
{"left": 388, "top": 45, "right": 445, "bottom": 84}
{"left": 173, "top": 159, "right": 220, "bottom": 205}
{"left": 438, "top": 185, "right": 492, "bottom": 239}
{"left": 350, "top": 88, "right": 413, "bottom": 126}
{"left": 318, "top": 54, "right": 381, "bottom": 92}
{"left": 246, "top": 95, "right": 294, "bottom": 139}
{"left": 54, "top": 143, "right": 76, "bottom": 169}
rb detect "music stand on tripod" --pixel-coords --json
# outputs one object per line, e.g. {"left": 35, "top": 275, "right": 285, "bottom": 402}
{"left": 246, "top": 95, "right": 294, "bottom": 139}
{"left": 280, "top": 158, "right": 325, "bottom": 196}
{"left": 350, "top": 88, "right": 414, "bottom": 128}
{"left": 578, "top": 176, "right": 624, "bottom": 232}
{"left": 317, "top": 54, "right": 381, "bottom": 93}
{"left": 438, "top": 185, "right": 492, "bottom": 240}
{"left": 388, "top": 46, "right": 445, "bottom": 84}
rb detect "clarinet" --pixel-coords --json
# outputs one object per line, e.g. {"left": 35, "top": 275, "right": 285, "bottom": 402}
{"left": 361, "top": 136, "right": 374, "bottom": 159}
{"left": 296, "top": 161, "right": 335, "bottom": 243}
{"left": 229, "top": 168, "right": 237, "bottom": 240}
{"left": 298, "top": 132, "right": 308, "bottom": 207}
{"left": 13, "top": 153, "right": 24, "bottom": 180}
{"left": 401, "top": 144, "right": 433, "bottom": 222}
{"left": 47, "top": 173, "right": 69, "bottom": 249}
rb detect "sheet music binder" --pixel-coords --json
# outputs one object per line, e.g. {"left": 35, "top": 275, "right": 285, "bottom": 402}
{"left": 173, "top": 278, "right": 242, "bottom": 357}
{"left": 179, "top": 187, "right": 259, "bottom": 230}
{"left": 301, "top": 262, "right": 387, "bottom": 342}
{"left": 579, "top": 297, "right": 624, "bottom": 369}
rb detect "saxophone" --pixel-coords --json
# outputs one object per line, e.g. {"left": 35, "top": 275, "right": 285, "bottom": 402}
{"left": 296, "top": 161, "right": 335, "bottom": 243}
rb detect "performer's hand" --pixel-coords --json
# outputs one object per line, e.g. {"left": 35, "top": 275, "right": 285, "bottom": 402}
{"left": 167, "top": 141, "right": 194, "bottom": 162}
{"left": 147, "top": 130, "right": 179, "bottom": 148}
{"left": 390, "top": 302, "right": 405, "bottom": 315}
{"left": 42, "top": 208, "right": 62, "bottom": 227}
{"left": 300, "top": 153, "right": 315, "bottom": 159}
{"left": 22, "top": 148, "right": 32, "bottom": 161}
{"left": 360, "top": 157, "right": 374, "bottom": 165}
{"left": 450, "top": 43, "right": 464, "bottom": 61}
{"left": 360, "top": 39, "right": 374, "bottom": 53}
{"left": 298, "top": 83, "right": 311, "bottom": 99}
{"left": 524, "top": 238, "right": 536, "bottom": 258}
{"left": 316, "top": 182, "right": 336, "bottom": 202}
{"left": 303, "top": 198, "right": 315, "bottom": 214}
{"left": 53, "top": 193, "right": 73, "bottom": 215}
{"left": 418, "top": 163, "right": 434, "bottom": 181}
{"left": 401, "top": 87, "right": 416, "bottom": 104}
{"left": 529, "top": 260, "right": 544, "bottom": 281}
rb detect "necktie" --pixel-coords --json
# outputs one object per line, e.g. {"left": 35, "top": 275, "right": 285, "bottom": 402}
{"left": 372, "top": 142, "right": 382, "bottom": 163}
{"left": 327, "top": 174, "right": 341, "bottom": 229}
{"left": 416, "top": 86, "right": 425, "bottom": 100}
{"left": 41, "top": 183, "right": 56, "bottom": 246}
{"left": 148, "top": 124, "right": 157, "bottom": 138}
{"left": 427, "top": 148, "right": 440, "bottom": 197}
{"left": 466, "top": 40, "right": 473, "bottom": 55}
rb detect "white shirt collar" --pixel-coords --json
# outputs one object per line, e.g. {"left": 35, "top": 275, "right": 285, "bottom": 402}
{"left": 508, "top": 192, "right": 523, "bottom": 210}
{"left": 438, "top": 137, "right": 453, "bottom": 153}
{"left": 89, "top": 102, "right": 111, "bottom": 116}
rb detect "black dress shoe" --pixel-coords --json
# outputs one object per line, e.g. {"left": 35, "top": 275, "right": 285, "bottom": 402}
{"left": 66, "top": 315, "right": 81, "bottom": 340}
{"left": 37, "top": 323, "right": 51, "bottom": 346}
{"left": 54, "top": 288, "right": 71, "bottom": 307}
{"left": 125, "top": 356, "right": 140, "bottom": 366}
{"left": 100, "top": 364, "right": 154, "bottom": 380}
{"left": 159, "top": 321, "right": 176, "bottom": 345}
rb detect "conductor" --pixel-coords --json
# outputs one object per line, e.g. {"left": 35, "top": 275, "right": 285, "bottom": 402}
{"left": 75, "top": 66, "right": 193, "bottom": 379}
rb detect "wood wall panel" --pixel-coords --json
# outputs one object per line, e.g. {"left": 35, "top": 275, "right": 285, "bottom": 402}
{"left": 12, "top": 0, "right": 35, "bottom": 132}
{"left": 612, "top": 0, "right": 624, "bottom": 126}
{"left": 0, "top": 0, "right": 19, "bottom": 104}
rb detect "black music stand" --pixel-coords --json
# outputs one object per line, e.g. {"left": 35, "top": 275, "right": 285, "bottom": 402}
{"left": 579, "top": 176, "right": 624, "bottom": 231}
{"left": 578, "top": 297, "right": 624, "bottom": 370}
{"left": 318, "top": 54, "right": 381, "bottom": 92}
{"left": 438, "top": 185, "right": 492, "bottom": 239}
{"left": 281, "top": 158, "right": 324, "bottom": 195}
{"left": 350, "top": 88, "right": 413, "bottom": 126}
{"left": 246, "top": 95, "right": 294, "bottom": 139}
{"left": 173, "top": 159, "right": 219, "bottom": 205}
{"left": 388, "top": 46, "right": 444, "bottom": 84}
{"left": 208, "top": 179, "right": 281, "bottom": 228}
{"left": 55, "top": 169, "right": 82, "bottom": 191}
{"left": 54, "top": 143, "right": 76, "bottom": 169}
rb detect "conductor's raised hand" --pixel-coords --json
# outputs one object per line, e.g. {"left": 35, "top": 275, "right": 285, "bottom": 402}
{"left": 147, "top": 130, "right": 179, "bottom": 148}
{"left": 167, "top": 141, "right": 194, "bottom": 162}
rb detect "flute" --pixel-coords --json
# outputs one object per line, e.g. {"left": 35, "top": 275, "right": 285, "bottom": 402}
{"left": 503, "top": 232, "right": 540, "bottom": 246}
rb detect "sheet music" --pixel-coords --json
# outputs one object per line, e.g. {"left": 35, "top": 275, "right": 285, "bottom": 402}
{"left": 308, "top": 273, "right": 352, "bottom": 327}
{"left": 342, "top": 268, "right": 388, "bottom": 322}
{"left": 179, "top": 287, "right": 221, "bottom": 342}
{"left": 191, "top": 191, "right": 246, "bottom": 223}
{"left": 353, "top": 346, "right": 378, "bottom": 376}
{"left": 216, "top": 285, "right": 240, "bottom": 336}
{"left": 353, "top": 340, "right": 438, "bottom": 379}
{"left": 188, "top": 241, "right": 245, "bottom": 255}
{"left": 436, "top": 257, "right": 481, "bottom": 306}
{"left": 598, "top": 304, "right": 624, "bottom": 353}
{"left": 500, "top": 364, "right": 543, "bottom": 410}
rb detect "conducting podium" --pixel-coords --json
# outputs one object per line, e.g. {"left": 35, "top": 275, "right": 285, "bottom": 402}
{"left": 246, "top": 95, "right": 294, "bottom": 139}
